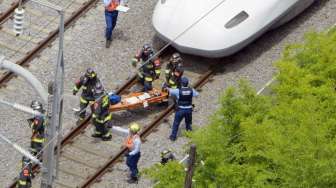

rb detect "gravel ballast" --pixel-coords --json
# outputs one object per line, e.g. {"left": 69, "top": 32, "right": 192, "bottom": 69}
{"left": 0, "top": 0, "right": 335, "bottom": 187}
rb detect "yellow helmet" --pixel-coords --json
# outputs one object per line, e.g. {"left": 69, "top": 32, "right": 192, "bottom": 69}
{"left": 129, "top": 122, "right": 140, "bottom": 133}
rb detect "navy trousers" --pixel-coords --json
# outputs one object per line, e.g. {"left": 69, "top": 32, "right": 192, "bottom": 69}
{"left": 105, "top": 10, "right": 119, "bottom": 40}
{"left": 126, "top": 152, "right": 141, "bottom": 178}
{"left": 170, "top": 108, "right": 192, "bottom": 140}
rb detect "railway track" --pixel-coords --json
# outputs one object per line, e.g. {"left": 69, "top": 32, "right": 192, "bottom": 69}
{"left": 7, "top": 50, "right": 217, "bottom": 187}
{"left": 0, "top": 0, "right": 100, "bottom": 87}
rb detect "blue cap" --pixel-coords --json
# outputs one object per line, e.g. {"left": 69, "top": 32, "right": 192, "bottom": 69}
{"left": 181, "top": 77, "right": 189, "bottom": 87}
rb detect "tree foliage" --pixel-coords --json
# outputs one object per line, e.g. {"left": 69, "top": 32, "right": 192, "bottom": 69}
{"left": 146, "top": 29, "right": 336, "bottom": 187}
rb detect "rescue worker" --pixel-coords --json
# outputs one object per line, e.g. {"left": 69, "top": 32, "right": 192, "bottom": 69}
{"left": 103, "top": 0, "right": 128, "bottom": 48}
{"left": 91, "top": 83, "right": 112, "bottom": 141}
{"left": 73, "top": 68, "right": 102, "bottom": 122}
{"left": 125, "top": 123, "right": 141, "bottom": 184}
{"left": 160, "top": 149, "right": 175, "bottom": 165}
{"left": 28, "top": 100, "right": 45, "bottom": 156}
{"left": 164, "top": 65, "right": 184, "bottom": 89}
{"left": 132, "top": 44, "right": 161, "bottom": 92}
{"left": 167, "top": 77, "right": 199, "bottom": 141}
{"left": 17, "top": 156, "right": 33, "bottom": 188}
{"left": 165, "top": 52, "right": 183, "bottom": 82}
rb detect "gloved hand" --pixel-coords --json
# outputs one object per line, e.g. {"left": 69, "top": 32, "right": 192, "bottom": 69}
{"left": 73, "top": 90, "right": 77, "bottom": 96}
{"left": 131, "top": 58, "right": 138, "bottom": 67}
{"left": 161, "top": 83, "right": 168, "bottom": 92}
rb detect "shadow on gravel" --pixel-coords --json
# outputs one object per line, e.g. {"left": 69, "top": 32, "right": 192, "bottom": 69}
{"left": 113, "top": 29, "right": 130, "bottom": 42}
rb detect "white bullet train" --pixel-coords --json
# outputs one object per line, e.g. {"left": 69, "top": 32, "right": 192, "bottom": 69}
{"left": 152, "top": 0, "right": 315, "bottom": 58}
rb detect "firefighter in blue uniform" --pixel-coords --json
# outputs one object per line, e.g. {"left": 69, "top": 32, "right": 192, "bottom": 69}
{"left": 28, "top": 100, "right": 45, "bottom": 156}
{"left": 73, "top": 68, "right": 102, "bottom": 121}
{"left": 167, "top": 77, "right": 199, "bottom": 141}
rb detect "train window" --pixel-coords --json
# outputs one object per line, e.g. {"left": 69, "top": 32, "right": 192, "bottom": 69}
{"left": 225, "top": 11, "right": 249, "bottom": 29}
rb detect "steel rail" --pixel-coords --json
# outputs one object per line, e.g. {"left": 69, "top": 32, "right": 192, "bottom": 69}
{"left": 80, "top": 65, "right": 216, "bottom": 187}
{"left": 7, "top": 52, "right": 171, "bottom": 187}
{"left": 0, "top": 1, "right": 29, "bottom": 25}
{"left": 0, "top": 0, "right": 100, "bottom": 87}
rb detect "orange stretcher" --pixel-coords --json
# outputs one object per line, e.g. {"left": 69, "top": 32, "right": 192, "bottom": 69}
{"left": 109, "top": 88, "right": 169, "bottom": 112}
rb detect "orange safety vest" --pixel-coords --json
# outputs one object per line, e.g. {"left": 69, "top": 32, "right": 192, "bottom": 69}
{"left": 107, "top": 0, "right": 119, "bottom": 12}
{"left": 125, "top": 134, "right": 139, "bottom": 150}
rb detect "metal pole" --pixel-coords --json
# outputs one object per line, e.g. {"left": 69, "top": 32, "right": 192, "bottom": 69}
{"left": 55, "top": 10, "right": 65, "bottom": 179}
{"left": 18, "top": 0, "right": 23, "bottom": 9}
{"left": 184, "top": 144, "right": 196, "bottom": 188}
{"left": 41, "top": 82, "right": 56, "bottom": 188}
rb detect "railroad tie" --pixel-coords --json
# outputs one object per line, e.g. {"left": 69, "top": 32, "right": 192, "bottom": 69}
{"left": 54, "top": 180, "right": 76, "bottom": 188}
{"left": 71, "top": 143, "right": 110, "bottom": 158}
{"left": 62, "top": 152, "right": 100, "bottom": 169}
{"left": 59, "top": 167, "right": 87, "bottom": 179}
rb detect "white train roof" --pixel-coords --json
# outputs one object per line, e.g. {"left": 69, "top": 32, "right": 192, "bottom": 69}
{"left": 153, "top": 0, "right": 312, "bottom": 57}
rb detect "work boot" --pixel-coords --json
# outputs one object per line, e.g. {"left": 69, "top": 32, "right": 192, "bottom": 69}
{"left": 106, "top": 39, "right": 111, "bottom": 48}
{"left": 169, "top": 136, "right": 176, "bottom": 142}
{"left": 76, "top": 117, "right": 84, "bottom": 125}
{"left": 101, "top": 134, "right": 112, "bottom": 141}
{"left": 127, "top": 177, "right": 138, "bottom": 184}
{"left": 91, "top": 133, "right": 102, "bottom": 138}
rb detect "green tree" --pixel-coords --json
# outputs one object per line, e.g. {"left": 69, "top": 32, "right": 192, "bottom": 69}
{"left": 146, "top": 29, "right": 336, "bottom": 188}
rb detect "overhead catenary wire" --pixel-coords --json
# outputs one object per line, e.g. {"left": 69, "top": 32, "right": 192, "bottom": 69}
{"left": 6, "top": 0, "right": 230, "bottom": 185}
{"left": 7, "top": 0, "right": 77, "bottom": 61}
{"left": 138, "top": 0, "right": 227, "bottom": 70}
{"left": 73, "top": 0, "right": 229, "bottom": 118}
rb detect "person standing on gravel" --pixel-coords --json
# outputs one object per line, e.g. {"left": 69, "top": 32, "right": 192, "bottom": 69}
{"left": 103, "top": 0, "right": 128, "bottom": 48}
{"left": 28, "top": 100, "right": 46, "bottom": 156}
{"left": 124, "top": 123, "right": 142, "bottom": 184}
{"left": 73, "top": 68, "right": 102, "bottom": 123}
{"left": 91, "top": 84, "right": 113, "bottom": 141}
{"left": 132, "top": 44, "right": 161, "bottom": 91}
{"left": 166, "top": 77, "right": 199, "bottom": 141}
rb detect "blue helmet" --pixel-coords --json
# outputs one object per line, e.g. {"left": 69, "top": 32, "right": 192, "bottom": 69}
{"left": 181, "top": 77, "right": 189, "bottom": 87}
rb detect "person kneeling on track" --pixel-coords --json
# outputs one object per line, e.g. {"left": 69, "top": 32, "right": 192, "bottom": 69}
{"left": 160, "top": 149, "right": 176, "bottom": 165}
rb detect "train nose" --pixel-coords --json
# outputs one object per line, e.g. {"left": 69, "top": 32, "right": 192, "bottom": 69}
{"left": 152, "top": 0, "right": 243, "bottom": 57}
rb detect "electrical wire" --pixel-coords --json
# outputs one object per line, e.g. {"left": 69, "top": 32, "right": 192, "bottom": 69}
{"left": 138, "top": 0, "right": 227, "bottom": 69}
{"left": 7, "top": 0, "right": 78, "bottom": 61}
{"left": 10, "top": 0, "right": 229, "bottom": 184}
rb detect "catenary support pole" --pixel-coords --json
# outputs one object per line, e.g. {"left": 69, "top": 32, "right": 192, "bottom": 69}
{"left": 55, "top": 10, "right": 65, "bottom": 179}
{"left": 41, "top": 82, "right": 56, "bottom": 188}
{"left": 184, "top": 144, "right": 196, "bottom": 188}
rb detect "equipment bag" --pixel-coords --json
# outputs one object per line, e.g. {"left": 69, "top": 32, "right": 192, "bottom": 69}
{"left": 109, "top": 94, "right": 121, "bottom": 105}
